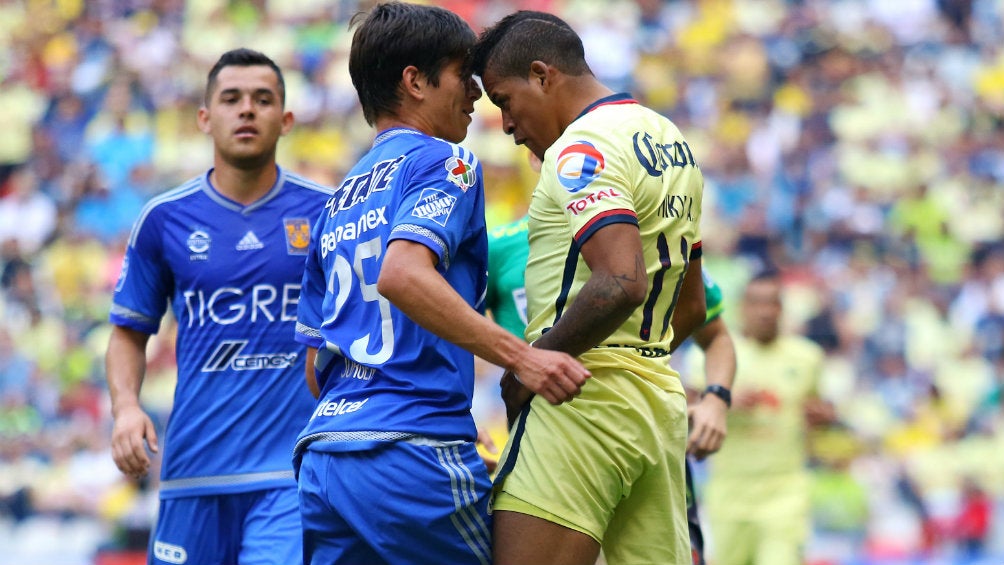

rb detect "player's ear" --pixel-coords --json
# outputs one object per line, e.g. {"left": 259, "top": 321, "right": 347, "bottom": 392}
{"left": 529, "top": 61, "right": 549, "bottom": 90}
{"left": 281, "top": 110, "right": 295, "bottom": 136}
{"left": 196, "top": 106, "right": 211, "bottom": 134}
{"left": 401, "top": 65, "right": 424, "bottom": 101}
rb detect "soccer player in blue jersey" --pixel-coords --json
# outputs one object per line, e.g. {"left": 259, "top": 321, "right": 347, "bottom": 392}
{"left": 471, "top": 11, "right": 710, "bottom": 565}
{"left": 106, "top": 49, "right": 333, "bottom": 564}
{"left": 292, "top": 4, "right": 589, "bottom": 565}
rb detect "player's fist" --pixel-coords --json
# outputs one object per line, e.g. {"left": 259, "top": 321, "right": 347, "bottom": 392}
{"left": 111, "top": 405, "right": 158, "bottom": 479}
{"left": 510, "top": 348, "right": 590, "bottom": 406}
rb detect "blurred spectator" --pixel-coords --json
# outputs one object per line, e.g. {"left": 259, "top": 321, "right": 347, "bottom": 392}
{"left": 0, "top": 167, "right": 58, "bottom": 256}
{"left": 953, "top": 476, "right": 993, "bottom": 560}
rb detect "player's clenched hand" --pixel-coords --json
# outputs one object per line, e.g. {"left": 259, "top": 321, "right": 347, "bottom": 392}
{"left": 511, "top": 348, "right": 590, "bottom": 406}
{"left": 111, "top": 405, "right": 158, "bottom": 479}
{"left": 686, "top": 395, "right": 727, "bottom": 460}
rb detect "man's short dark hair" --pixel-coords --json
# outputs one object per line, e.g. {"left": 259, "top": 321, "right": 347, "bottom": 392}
{"left": 205, "top": 48, "right": 285, "bottom": 107}
{"left": 468, "top": 11, "right": 591, "bottom": 80}
{"left": 349, "top": 2, "right": 476, "bottom": 126}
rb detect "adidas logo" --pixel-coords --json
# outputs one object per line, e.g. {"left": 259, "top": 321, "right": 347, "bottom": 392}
{"left": 236, "top": 231, "right": 264, "bottom": 251}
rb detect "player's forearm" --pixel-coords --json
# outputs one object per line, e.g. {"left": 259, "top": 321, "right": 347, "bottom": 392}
{"left": 534, "top": 271, "right": 642, "bottom": 357}
{"left": 693, "top": 318, "right": 736, "bottom": 388}
{"left": 378, "top": 246, "right": 530, "bottom": 372}
{"left": 106, "top": 325, "right": 150, "bottom": 417}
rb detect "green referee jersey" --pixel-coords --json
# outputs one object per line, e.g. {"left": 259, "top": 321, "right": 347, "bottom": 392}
{"left": 486, "top": 216, "right": 530, "bottom": 337}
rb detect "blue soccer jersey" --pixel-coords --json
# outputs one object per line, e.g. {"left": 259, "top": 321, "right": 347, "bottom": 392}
{"left": 110, "top": 167, "right": 333, "bottom": 499}
{"left": 294, "top": 127, "right": 487, "bottom": 462}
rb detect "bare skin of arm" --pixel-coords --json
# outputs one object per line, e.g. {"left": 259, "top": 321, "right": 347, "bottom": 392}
{"left": 304, "top": 346, "right": 319, "bottom": 398}
{"left": 106, "top": 325, "right": 158, "bottom": 479}
{"left": 686, "top": 316, "right": 735, "bottom": 459}
{"left": 668, "top": 256, "right": 707, "bottom": 353}
{"left": 377, "top": 239, "right": 590, "bottom": 405}
{"left": 501, "top": 223, "right": 651, "bottom": 422}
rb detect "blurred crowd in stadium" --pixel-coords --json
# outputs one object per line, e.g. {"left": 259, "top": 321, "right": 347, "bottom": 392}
{"left": 1, "top": 0, "right": 1003, "bottom": 563}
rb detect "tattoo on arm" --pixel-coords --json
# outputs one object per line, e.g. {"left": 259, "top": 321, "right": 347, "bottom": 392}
{"left": 611, "top": 253, "right": 645, "bottom": 295}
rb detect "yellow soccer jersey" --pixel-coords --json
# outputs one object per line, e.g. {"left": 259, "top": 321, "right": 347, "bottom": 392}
{"left": 711, "top": 335, "right": 824, "bottom": 479}
{"left": 525, "top": 94, "right": 704, "bottom": 360}
{"left": 700, "top": 333, "right": 824, "bottom": 525}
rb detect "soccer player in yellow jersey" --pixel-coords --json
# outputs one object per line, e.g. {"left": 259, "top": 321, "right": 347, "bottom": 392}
{"left": 471, "top": 11, "right": 707, "bottom": 565}
{"left": 702, "top": 271, "right": 835, "bottom": 565}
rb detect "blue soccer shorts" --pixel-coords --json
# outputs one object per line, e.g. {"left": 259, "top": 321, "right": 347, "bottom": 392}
{"left": 298, "top": 439, "right": 492, "bottom": 565}
{"left": 150, "top": 487, "right": 300, "bottom": 565}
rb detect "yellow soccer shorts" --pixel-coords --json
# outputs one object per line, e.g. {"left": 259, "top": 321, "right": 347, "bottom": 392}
{"left": 493, "top": 363, "right": 691, "bottom": 565}
{"left": 706, "top": 476, "right": 810, "bottom": 565}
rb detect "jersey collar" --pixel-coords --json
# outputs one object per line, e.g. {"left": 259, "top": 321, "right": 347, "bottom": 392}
{"left": 373, "top": 127, "right": 424, "bottom": 147}
{"left": 201, "top": 165, "right": 287, "bottom": 214}
{"left": 574, "top": 93, "right": 638, "bottom": 122}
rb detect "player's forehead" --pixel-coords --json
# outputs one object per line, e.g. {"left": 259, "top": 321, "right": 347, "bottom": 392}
{"left": 210, "top": 65, "right": 281, "bottom": 97}
{"left": 480, "top": 69, "right": 520, "bottom": 106}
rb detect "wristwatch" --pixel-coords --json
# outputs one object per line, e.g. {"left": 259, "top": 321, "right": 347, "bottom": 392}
{"left": 702, "top": 385, "right": 732, "bottom": 408}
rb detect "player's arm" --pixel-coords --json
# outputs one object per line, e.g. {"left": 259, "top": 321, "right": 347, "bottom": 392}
{"left": 500, "top": 223, "right": 650, "bottom": 424}
{"left": 805, "top": 353, "right": 837, "bottom": 426}
{"left": 686, "top": 315, "right": 735, "bottom": 459}
{"left": 106, "top": 324, "right": 158, "bottom": 479}
{"left": 304, "top": 346, "right": 320, "bottom": 398}
{"left": 377, "top": 239, "right": 590, "bottom": 405}
{"left": 668, "top": 256, "right": 707, "bottom": 353}
{"left": 533, "top": 223, "right": 649, "bottom": 356}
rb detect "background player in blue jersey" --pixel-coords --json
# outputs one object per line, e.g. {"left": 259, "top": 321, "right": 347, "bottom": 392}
{"left": 105, "top": 49, "right": 333, "bottom": 564}
{"left": 293, "top": 4, "right": 589, "bottom": 565}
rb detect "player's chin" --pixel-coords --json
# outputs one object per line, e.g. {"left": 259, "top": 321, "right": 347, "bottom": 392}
{"left": 445, "top": 124, "right": 471, "bottom": 143}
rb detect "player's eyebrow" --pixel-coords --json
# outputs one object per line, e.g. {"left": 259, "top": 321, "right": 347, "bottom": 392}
{"left": 218, "top": 87, "right": 277, "bottom": 99}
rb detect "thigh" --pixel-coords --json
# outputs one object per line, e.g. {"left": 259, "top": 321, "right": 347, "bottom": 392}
{"left": 240, "top": 487, "right": 302, "bottom": 565}
{"left": 708, "top": 519, "right": 756, "bottom": 565}
{"left": 493, "top": 369, "right": 639, "bottom": 542}
{"left": 493, "top": 509, "right": 600, "bottom": 565}
{"left": 602, "top": 389, "right": 690, "bottom": 565}
{"left": 150, "top": 496, "right": 236, "bottom": 565}
{"left": 754, "top": 516, "right": 804, "bottom": 565}
{"left": 299, "top": 450, "right": 387, "bottom": 565}
{"left": 303, "top": 442, "right": 492, "bottom": 565}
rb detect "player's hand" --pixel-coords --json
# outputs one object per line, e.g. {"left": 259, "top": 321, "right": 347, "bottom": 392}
{"left": 511, "top": 348, "right": 590, "bottom": 406}
{"left": 476, "top": 427, "right": 499, "bottom": 473}
{"left": 687, "top": 394, "right": 727, "bottom": 460}
{"left": 111, "top": 405, "right": 158, "bottom": 479}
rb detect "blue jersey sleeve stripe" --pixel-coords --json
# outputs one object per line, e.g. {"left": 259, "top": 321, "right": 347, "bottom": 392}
{"left": 573, "top": 210, "right": 638, "bottom": 246}
{"left": 295, "top": 323, "right": 325, "bottom": 349}
{"left": 285, "top": 171, "right": 337, "bottom": 195}
{"left": 110, "top": 303, "right": 160, "bottom": 334}
{"left": 454, "top": 143, "right": 479, "bottom": 171}
{"left": 127, "top": 178, "right": 202, "bottom": 248}
{"left": 389, "top": 224, "right": 451, "bottom": 269}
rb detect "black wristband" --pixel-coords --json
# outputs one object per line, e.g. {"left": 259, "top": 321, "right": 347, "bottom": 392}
{"left": 703, "top": 384, "right": 731, "bottom": 408}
